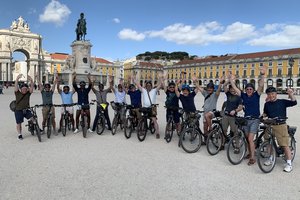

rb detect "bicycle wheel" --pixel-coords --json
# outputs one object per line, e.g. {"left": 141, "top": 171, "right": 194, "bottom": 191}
{"left": 67, "top": 115, "right": 72, "bottom": 131}
{"left": 180, "top": 127, "right": 201, "bottom": 153}
{"left": 96, "top": 115, "right": 105, "bottom": 135}
{"left": 290, "top": 137, "right": 296, "bottom": 161}
{"left": 149, "top": 120, "right": 155, "bottom": 134}
{"left": 137, "top": 118, "right": 147, "bottom": 142}
{"left": 82, "top": 116, "right": 87, "bottom": 138}
{"left": 207, "top": 128, "right": 223, "bottom": 156}
{"left": 124, "top": 118, "right": 133, "bottom": 139}
{"left": 34, "top": 123, "right": 42, "bottom": 142}
{"left": 47, "top": 116, "right": 52, "bottom": 139}
{"left": 227, "top": 131, "right": 247, "bottom": 165}
{"left": 111, "top": 116, "right": 118, "bottom": 135}
{"left": 257, "top": 140, "right": 276, "bottom": 173}
{"left": 61, "top": 115, "right": 67, "bottom": 137}
{"left": 164, "top": 119, "right": 174, "bottom": 143}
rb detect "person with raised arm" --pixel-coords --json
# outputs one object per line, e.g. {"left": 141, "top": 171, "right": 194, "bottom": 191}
{"left": 135, "top": 74, "right": 163, "bottom": 139}
{"left": 91, "top": 77, "right": 112, "bottom": 131}
{"left": 229, "top": 65, "right": 266, "bottom": 166}
{"left": 110, "top": 77, "right": 127, "bottom": 123}
{"left": 14, "top": 74, "right": 34, "bottom": 140}
{"left": 262, "top": 87, "right": 297, "bottom": 172}
{"left": 72, "top": 72, "right": 93, "bottom": 133}
{"left": 56, "top": 75, "right": 75, "bottom": 132}
{"left": 127, "top": 75, "right": 142, "bottom": 119}
{"left": 36, "top": 74, "right": 57, "bottom": 135}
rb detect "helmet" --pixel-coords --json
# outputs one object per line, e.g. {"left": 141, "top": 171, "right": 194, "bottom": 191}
{"left": 206, "top": 82, "right": 214, "bottom": 89}
{"left": 44, "top": 83, "right": 51, "bottom": 88}
{"left": 265, "top": 86, "right": 277, "bottom": 94}
{"left": 20, "top": 83, "right": 28, "bottom": 88}
{"left": 79, "top": 81, "right": 86, "bottom": 86}
{"left": 181, "top": 84, "right": 190, "bottom": 91}
{"left": 168, "top": 82, "right": 175, "bottom": 87}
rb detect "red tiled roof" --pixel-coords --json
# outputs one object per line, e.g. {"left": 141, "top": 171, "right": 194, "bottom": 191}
{"left": 50, "top": 53, "right": 69, "bottom": 60}
{"left": 95, "top": 57, "right": 112, "bottom": 64}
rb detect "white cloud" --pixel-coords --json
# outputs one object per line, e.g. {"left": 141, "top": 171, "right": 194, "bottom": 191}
{"left": 118, "top": 29, "right": 145, "bottom": 41}
{"left": 247, "top": 24, "right": 300, "bottom": 47}
{"left": 113, "top": 18, "right": 120, "bottom": 24}
{"left": 39, "top": 0, "right": 71, "bottom": 26}
{"left": 28, "top": 8, "right": 37, "bottom": 15}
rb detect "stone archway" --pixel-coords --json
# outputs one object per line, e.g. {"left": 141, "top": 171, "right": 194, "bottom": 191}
{"left": 0, "top": 16, "right": 44, "bottom": 83}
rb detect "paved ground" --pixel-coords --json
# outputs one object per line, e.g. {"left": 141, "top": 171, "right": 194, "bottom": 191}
{"left": 0, "top": 87, "right": 299, "bottom": 200}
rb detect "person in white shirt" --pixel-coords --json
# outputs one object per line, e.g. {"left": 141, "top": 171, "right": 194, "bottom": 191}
{"left": 135, "top": 75, "right": 163, "bottom": 139}
{"left": 110, "top": 78, "right": 126, "bottom": 123}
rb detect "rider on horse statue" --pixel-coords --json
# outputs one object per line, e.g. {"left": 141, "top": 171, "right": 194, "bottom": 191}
{"left": 76, "top": 13, "right": 87, "bottom": 41}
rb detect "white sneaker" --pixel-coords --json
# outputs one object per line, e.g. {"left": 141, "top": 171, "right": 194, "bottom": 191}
{"left": 283, "top": 164, "right": 293, "bottom": 173}
{"left": 73, "top": 129, "right": 79, "bottom": 134}
{"left": 264, "top": 159, "right": 273, "bottom": 166}
{"left": 88, "top": 128, "right": 93, "bottom": 133}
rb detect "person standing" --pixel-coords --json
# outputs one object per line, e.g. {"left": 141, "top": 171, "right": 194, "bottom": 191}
{"left": 263, "top": 87, "right": 297, "bottom": 172}
{"left": 14, "top": 74, "right": 34, "bottom": 140}
{"left": 73, "top": 72, "right": 93, "bottom": 133}
{"left": 37, "top": 75, "right": 57, "bottom": 135}
{"left": 91, "top": 81, "right": 112, "bottom": 131}
{"left": 229, "top": 65, "right": 266, "bottom": 166}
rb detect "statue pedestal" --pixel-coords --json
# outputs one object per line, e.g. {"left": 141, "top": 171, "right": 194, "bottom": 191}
{"left": 71, "top": 40, "right": 92, "bottom": 75}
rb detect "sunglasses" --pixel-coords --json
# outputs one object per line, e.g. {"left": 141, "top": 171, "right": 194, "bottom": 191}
{"left": 169, "top": 87, "right": 175, "bottom": 88}
{"left": 246, "top": 88, "right": 253, "bottom": 91}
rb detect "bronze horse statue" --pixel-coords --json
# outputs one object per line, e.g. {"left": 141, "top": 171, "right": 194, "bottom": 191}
{"left": 76, "top": 13, "right": 87, "bottom": 41}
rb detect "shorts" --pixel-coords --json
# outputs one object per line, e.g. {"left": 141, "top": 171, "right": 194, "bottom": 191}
{"left": 272, "top": 124, "right": 289, "bottom": 147}
{"left": 131, "top": 108, "right": 141, "bottom": 119}
{"left": 61, "top": 106, "right": 73, "bottom": 115}
{"left": 15, "top": 109, "right": 33, "bottom": 124}
{"left": 166, "top": 109, "right": 180, "bottom": 123}
{"left": 150, "top": 106, "right": 157, "bottom": 117}
{"left": 222, "top": 115, "right": 238, "bottom": 134}
{"left": 203, "top": 111, "right": 214, "bottom": 123}
{"left": 243, "top": 119, "right": 260, "bottom": 135}
{"left": 42, "top": 106, "right": 55, "bottom": 120}
{"left": 77, "top": 105, "right": 90, "bottom": 110}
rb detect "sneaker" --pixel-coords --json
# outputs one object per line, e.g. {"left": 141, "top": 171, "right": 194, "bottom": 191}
{"left": 18, "top": 134, "right": 23, "bottom": 140}
{"left": 156, "top": 133, "right": 160, "bottom": 139}
{"left": 107, "top": 127, "right": 112, "bottom": 131}
{"left": 283, "top": 164, "right": 293, "bottom": 173}
{"left": 73, "top": 129, "right": 79, "bottom": 134}
{"left": 264, "top": 159, "right": 273, "bottom": 166}
{"left": 88, "top": 128, "right": 93, "bottom": 133}
{"left": 53, "top": 129, "right": 58, "bottom": 136}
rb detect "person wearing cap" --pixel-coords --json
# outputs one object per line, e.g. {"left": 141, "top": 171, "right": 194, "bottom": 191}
{"left": 263, "top": 86, "right": 297, "bottom": 172}
{"left": 175, "top": 76, "right": 200, "bottom": 113}
{"left": 14, "top": 74, "right": 34, "bottom": 140}
{"left": 135, "top": 75, "right": 163, "bottom": 139}
{"left": 72, "top": 72, "right": 93, "bottom": 134}
{"left": 91, "top": 79, "right": 112, "bottom": 131}
{"left": 229, "top": 65, "right": 266, "bottom": 166}
{"left": 56, "top": 76, "right": 75, "bottom": 132}
{"left": 199, "top": 77, "right": 224, "bottom": 139}
{"left": 36, "top": 74, "right": 57, "bottom": 135}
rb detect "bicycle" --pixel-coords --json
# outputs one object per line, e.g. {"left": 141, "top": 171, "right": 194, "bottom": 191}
{"left": 59, "top": 103, "right": 76, "bottom": 136}
{"left": 164, "top": 106, "right": 182, "bottom": 143}
{"left": 111, "top": 101, "right": 126, "bottom": 135}
{"left": 178, "top": 110, "right": 205, "bottom": 153}
{"left": 92, "top": 100, "right": 107, "bottom": 135}
{"left": 226, "top": 116, "right": 265, "bottom": 165}
{"left": 137, "top": 104, "right": 157, "bottom": 142}
{"left": 79, "top": 103, "right": 94, "bottom": 138}
{"left": 124, "top": 105, "right": 139, "bottom": 139}
{"left": 257, "top": 118, "right": 296, "bottom": 173}
{"left": 41, "top": 104, "right": 55, "bottom": 139}
{"left": 26, "top": 105, "right": 42, "bottom": 142}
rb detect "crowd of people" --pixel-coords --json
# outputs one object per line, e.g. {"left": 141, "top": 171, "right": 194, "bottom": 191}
{"left": 12, "top": 67, "right": 297, "bottom": 172}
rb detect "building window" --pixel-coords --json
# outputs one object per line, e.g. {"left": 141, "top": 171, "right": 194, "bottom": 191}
{"left": 278, "top": 60, "right": 283, "bottom": 66}
{"left": 244, "top": 64, "right": 247, "bottom": 68}
{"left": 251, "top": 70, "right": 254, "bottom": 77}
{"left": 252, "top": 63, "right": 255, "bottom": 68}
{"left": 236, "top": 70, "right": 239, "bottom": 76}
{"left": 216, "top": 71, "right": 219, "bottom": 78}
{"left": 210, "top": 72, "right": 213, "bottom": 78}
{"left": 259, "top": 62, "right": 263, "bottom": 67}
{"left": 229, "top": 65, "right": 232, "bottom": 69}
{"left": 236, "top": 64, "right": 239, "bottom": 68}
{"left": 278, "top": 68, "right": 282, "bottom": 76}
{"left": 268, "top": 68, "right": 272, "bottom": 76}
{"left": 243, "top": 70, "right": 247, "bottom": 77}
{"left": 269, "top": 61, "right": 273, "bottom": 66}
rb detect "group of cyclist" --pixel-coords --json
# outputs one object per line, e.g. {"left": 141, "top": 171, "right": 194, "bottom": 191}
{"left": 13, "top": 65, "right": 297, "bottom": 172}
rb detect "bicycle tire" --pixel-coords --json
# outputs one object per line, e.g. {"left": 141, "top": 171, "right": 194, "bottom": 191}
{"left": 180, "top": 127, "right": 201, "bottom": 153}
{"left": 164, "top": 118, "right": 174, "bottom": 143}
{"left": 226, "top": 132, "right": 247, "bottom": 165}
{"left": 137, "top": 118, "right": 147, "bottom": 142}
{"left": 124, "top": 118, "right": 133, "bottom": 139}
{"left": 28, "top": 121, "right": 34, "bottom": 136}
{"left": 207, "top": 128, "right": 223, "bottom": 156}
{"left": 67, "top": 115, "right": 72, "bottom": 131}
{"left": 47, "top": 116, "right": 52, "bottom": 139}
{"left": 61, "top": 115, "right": 67, "bottom": 137}
{"left": 35, "top": 124, "right": 42, "bottom": 142}
{"left": 111, "top": 116, "right": 118, "bottom": 135}
{"left": 96, "top": 116, "right": 105, "bottom": 135}
{"left": 82, "top": 116, "right": 87, "bottom": 138}
{"left": 290, "top": 137, "right": 296, "bottom": 161}
{"left": 257, "top": 140, "right": 276, "bottom": 173}
{"left": 149, "top": 120, "right": 155, "bottom": 134}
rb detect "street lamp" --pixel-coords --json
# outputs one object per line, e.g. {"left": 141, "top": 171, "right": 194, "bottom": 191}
{"left": 288, "top": 57, "right": 294, "bottom": 88}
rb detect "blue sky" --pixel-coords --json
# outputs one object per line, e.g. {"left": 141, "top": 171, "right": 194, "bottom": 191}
{"left": 1, "top": 0, "right": 300, "bottom": 61}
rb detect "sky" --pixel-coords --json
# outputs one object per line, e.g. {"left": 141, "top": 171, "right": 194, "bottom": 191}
{"left": 1, "top": 0, "right": 300, "bottom": 61}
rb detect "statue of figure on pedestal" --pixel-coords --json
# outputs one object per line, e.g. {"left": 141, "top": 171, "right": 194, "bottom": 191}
{"left": 75, "top": 13, "right": 87, "bottom": 41}
{"left": 18, "top": 16, "right": 25, "bottom": 27}
{"left": 11, "top": 20, "right": 17, "bottom": 30}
